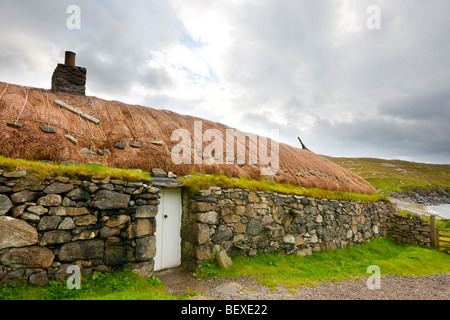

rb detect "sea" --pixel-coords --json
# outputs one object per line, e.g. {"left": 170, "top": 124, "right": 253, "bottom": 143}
{"left": 424, "top": 204, "right": 450, "bottom": 220}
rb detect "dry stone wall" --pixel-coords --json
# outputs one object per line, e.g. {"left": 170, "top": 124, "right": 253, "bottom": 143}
{"left": 386, "top": 211, "right": 431, "bottom": 246}
{"left": 0, "top": 169, "right": 159, "bottom": 287}
{"left": 181, "top": 187, "right": 401, "bottom": 271}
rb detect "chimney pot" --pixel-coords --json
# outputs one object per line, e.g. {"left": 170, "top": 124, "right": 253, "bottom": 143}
{"left": 64, "top": 51, "right": 76, "bottom": 67}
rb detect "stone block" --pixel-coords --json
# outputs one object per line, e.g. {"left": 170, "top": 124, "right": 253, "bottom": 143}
{"left": 0, "top": 195, "right": 12, "bottom": 215}
{"left": 136, "top": 235, "right": 156, "bottom": 261}
{"left": 37, "top": 194, "right": 63, "bottom": 207}
{"left": 58, "top": 239, "right": 105, "bottom": 262}
{"left": 0, "top": 246, "right": 54, "bottom": 268}
{"left": 0, "top": 216, "right": 38, "bottom": 249}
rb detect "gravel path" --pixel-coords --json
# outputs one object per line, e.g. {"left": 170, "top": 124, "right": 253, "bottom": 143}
{"left": 156, "top": 268, "right": 449, "bottom": 300}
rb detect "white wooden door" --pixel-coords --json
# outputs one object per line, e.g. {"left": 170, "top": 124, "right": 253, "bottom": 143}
{"left": 154, "top": 188, "right": 182, "bottom": 271}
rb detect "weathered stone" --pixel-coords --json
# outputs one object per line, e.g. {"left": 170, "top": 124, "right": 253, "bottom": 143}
{"left": 244, "top": 206, "right": 256, "bottom": 218}
{"left": 43, "top": 182, "right": 75, "bottom": 194}
{"left": 12, "top": 204, "right": 27, "bottom": 217}
{"left": 100, "top": 226, "right": 121, "bottom": 238}
{"left": 136, "top": 235, "right": 156, "bottom": 261}
{"left": 246, "top": 219, "right": 263, "bottom": 236}
{"left": 75, "top": 214, "right": 97, "bottom": 226}
{"left": 0, "top": 246, "right": 54, "bottom": 268}
{"left": 105, "top": 215, "right": 130, "bottom": 228}
{"left": 37, "top": 194, "right": 63, "bottom": 207}
{"left": 21, "top": 212, "right": 41, "bottom": 223}
{"left": 195, "top": 211, "right": 219, "bottom": 225}
{"left": 126, "top": 260, "right": 154, "bottom": 279}
{"left": 58, "top": 239, "right": 105, "bottom": 262}
{"left": 26, "top": 205, "right": 48, "bottom": 215}
{"left": 58, "top": 217, "right": 75, "bottom": 230}
{"left": 37, "top": 216, "right": 62, "bottom": 231}
{"left": 3, "top": 171, "right": 27, "bottom": 178}
{"left": 49, "top": 207, "right": 67, "bottom": 216}
{"left": 135, "top": 205, "right": 158, "bottom": 218}
{"left": 0, "top": 186, "right": 12, "bottom": 193}
{"left": 123, "top": 219, "right": 153, "bottom": 239}
{"left": 216, "top": 248, "right": 232, "bottom": 268}
{"left": 0, "top": 216, "right": 38, "bottom": 249}
{"left": 217, "top": 199, "right": 234, "bottom": 207}
{"left": 105, "top": 236, "right": 121, "bottom": 246}
{"left": 39, "top": 230, "right": 72, "bottom": 246}
{"left": 66, "top": 207, "right": 90, "bottom": 216}
{"left": 0, "top": 195, "right": 12, "bottom": 215}
{"left": 248, "top": 192, "right": 260, "bottom": 203}
{"left": 92, "top": 190, "right": 130, "bottom": 210}
{"left": 91, "top": 175, "right": 111, "bottom": 184}
{"left": 81, "top": 181, "right": 99, "bottom": 193}
{"left": 151, "top": 168, "right": 167, "bottom": 177}
{"left": 222, "top": 214, "right": 240, "bottom": 224}
{"left": 11, "top": 190, "right": 40, "bottom": 203}
{"left": 72, "top": 230, "right": 99, "bottom": 241}
{"left": 283, "top": 234, "right": 296, "bottom": 244}
{"left": 193, "top": 223, "right": 210, "bottom": 245}
{"left": 67, "top": 188, "right": 90, "bottom": 201}
{"left": 104, "top": 246, "right": 134, "bottom": 266}
{"left": 212, "top": 225, "right": 233, "bottom": 243}
{"left": 190, "top": 201, "right": 214, "bottom": 213}
{"left": 0, "top": 270, "right": 25, "bottom": 286}
{"left": 62, "top": 197, "right": 77, "bottom": 207}
{"left": 194, "top": 246, "right": 212, "bottom": 260}
{"left": 28, "top": 271, "right": 49, "bottom": 286}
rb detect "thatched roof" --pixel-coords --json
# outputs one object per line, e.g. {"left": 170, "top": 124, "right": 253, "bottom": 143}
{"left": 0, "top": 81, "right": 377, "bottom": 194}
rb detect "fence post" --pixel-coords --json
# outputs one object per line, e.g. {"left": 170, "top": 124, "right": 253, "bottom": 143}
{"left": 430, "top": 215, "right": 436, "bottom": 248}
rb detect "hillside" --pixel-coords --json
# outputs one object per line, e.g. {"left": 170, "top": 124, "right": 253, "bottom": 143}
{"left": 324, "top": 156, "right": 450, "bottom": 195}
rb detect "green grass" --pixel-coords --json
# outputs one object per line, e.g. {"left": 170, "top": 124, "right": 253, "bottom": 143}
{"left": 0, "top": 269, "right": 186, "bottom": 300}
{"left": 0, "top": 155, "right": 151, "bottom": 182}
{"left": 324, "top": 156, "right": 450, "bottom": 194}
{"left": 181, "top": 173, "right": 388, "bottom": 202}
{"left": 194, "top": 238, "right": 450, "bottom": 289}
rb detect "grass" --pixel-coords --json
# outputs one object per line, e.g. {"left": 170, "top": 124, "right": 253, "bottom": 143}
{"left": 324, "top": 156, "right": 450, "bottom": 194}
{"left": 0, "top": 155, "right": 151, "bottom": 182}
{"left": 194, "top": 238, "right": 450, "bottom": 289}
{"left": 0, "top": 269, "right": 191, "bottom": 300}
{"left": 181, "top": 173, "right": 388, "bottom": 202}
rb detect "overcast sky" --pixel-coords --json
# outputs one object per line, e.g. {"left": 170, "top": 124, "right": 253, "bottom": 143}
{"left": 1, "top": 0, "right": 449, "bottom": 164}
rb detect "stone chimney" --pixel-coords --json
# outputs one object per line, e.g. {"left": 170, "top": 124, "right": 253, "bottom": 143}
{"left": 51, "top": 51, "right": 86, "bottom": 95}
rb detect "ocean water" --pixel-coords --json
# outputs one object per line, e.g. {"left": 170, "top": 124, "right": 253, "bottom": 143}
{"left": 425, "top": 204, "right": 450, "bottom": 219}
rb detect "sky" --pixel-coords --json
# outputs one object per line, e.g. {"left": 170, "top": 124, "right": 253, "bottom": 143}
{"left": 1, "top": 0, "right": 449, "bottom": 164}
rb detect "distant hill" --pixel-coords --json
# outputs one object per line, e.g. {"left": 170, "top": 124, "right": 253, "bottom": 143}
{"left": 324, "top": 156, "right": 450, "bottom": 195}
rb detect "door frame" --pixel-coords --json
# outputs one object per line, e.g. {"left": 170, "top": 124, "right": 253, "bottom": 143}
{"left": 154, "top": 188, "right": 182, "bottom": 271}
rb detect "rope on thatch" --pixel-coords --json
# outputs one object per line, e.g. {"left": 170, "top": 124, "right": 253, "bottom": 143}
{"left": 7, "top": 86, "right": 29, "bottom": 128}
{"left": 0, "top": 83, "right": 8, "bottom": 100}
{"left": 88, "top": 96, "right": 107, "bottom": 141}
{"left": 136, "top": 105, "right": 158, "bottom": 141}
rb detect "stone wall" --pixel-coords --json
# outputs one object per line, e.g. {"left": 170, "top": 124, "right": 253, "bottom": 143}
{"left": 0, "top": 169, "right": 159, "bottom": 286}
{"left": 51, "top": 63, "right": 86, "bottom": 95}
{"left": 180, "top": 187, "right": 398, "bottom": 271}
{"left": 386, "top": 211, "right": 431, "bottom": 246}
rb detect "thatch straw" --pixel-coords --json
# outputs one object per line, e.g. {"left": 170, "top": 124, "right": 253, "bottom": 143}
{"left": 0, "top": 81, "right": 377, "bottom": 194}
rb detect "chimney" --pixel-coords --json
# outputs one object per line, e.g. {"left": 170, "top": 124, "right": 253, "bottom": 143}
{"left": 64, "top": 51, "right": 76, "bottom": 67}
{"left": 51, "top": 51, "right": 86, "bottom": 95}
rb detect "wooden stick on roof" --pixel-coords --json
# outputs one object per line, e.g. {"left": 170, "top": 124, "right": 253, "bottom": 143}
{"left": 297, "top": 137, "right": 308, "bottom": 150}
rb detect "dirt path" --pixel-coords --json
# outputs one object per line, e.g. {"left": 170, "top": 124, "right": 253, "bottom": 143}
{"left": 154, "top": 267, "right": 450, "bottom": 300}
